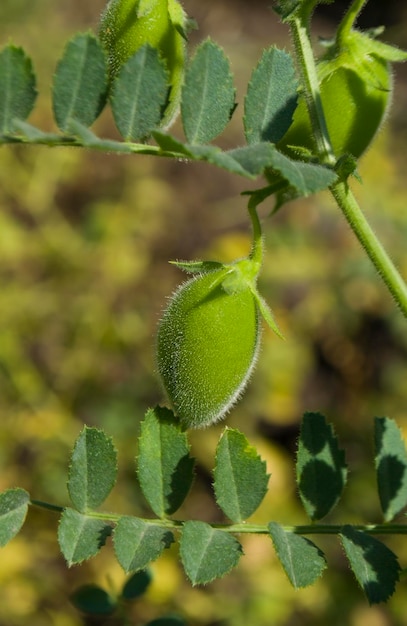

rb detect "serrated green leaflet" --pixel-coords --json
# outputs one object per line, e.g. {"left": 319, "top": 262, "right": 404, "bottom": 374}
{"left": 244, "top": 47, "right": 298, "bottom": 145}
{"left": 340, "top": 525, "right": 401, "bottom": 604}
{"left": 114, "top": 517, "right": 174, "bottom": 573}
{"left": 111, "top": 45, "right": 169, "bottom": 141}
{"left": 68, "top": 426, "right": 117, "bottom": 513}
{"left": 296, "top": 412, "right": 347, "bottom": 520}
{"left": 268, "top": 522, "right": 326, "bottom": 588}
{"left": 374, "top": 417, "right": 407, "bottom": 521}
{"left": 58, "top": 508, "right": 112, "bottom": 566}
{"left": 181, "top": 39, "right": 235, "bottom": 144}
{"left": 0, "top": 45, "right": 37, "bottom": 134}
{"left": 180, "top": 520, "right": 242, "bottom": 585}
{"left": 52, "top": 33, "right": 108, "bottom": 132}
{"left": 267, "top": 151, "right": 337, "bottom": 195}
{"left": 70, "top": 585, "right": 116, "bottom": 616}
{"left": 214, "top": 429, "right": 269, "bottom": 522}
{"left": 0, "top": 488, "right": 30, "bottom": 547}
{"left": 137, "top": 407, "right": 195, "bottom": 517}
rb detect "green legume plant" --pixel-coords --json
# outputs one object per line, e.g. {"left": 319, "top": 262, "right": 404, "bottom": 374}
{"left": 1, "top": 0, "right": 407, "bottom": 623}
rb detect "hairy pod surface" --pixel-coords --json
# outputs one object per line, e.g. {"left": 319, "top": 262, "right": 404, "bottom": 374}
{"left": 99, "top": 0, "right": 187, "bottom": 126}
{"left": 157, "top": 268, "right": 261, "bottom": 429}
{"left": 279, "top": 29, "right": 407, "bottom": 159}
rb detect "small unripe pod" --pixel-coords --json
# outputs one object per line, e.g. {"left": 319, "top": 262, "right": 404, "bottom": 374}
{"left": 157, "top": 267, "right": 261, "bottom": 429}
{"left": 278, "top": 18, "right": 407, "bottom": 159}
{"left": 99, "top": 0, "right": 187, "bottom": 127}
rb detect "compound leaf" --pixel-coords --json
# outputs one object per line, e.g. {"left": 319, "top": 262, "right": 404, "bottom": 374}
{"left": 181, "top": 39, "right": 235, "bottom": 144}
{"left": 269, "top": 522, "right": 326, "bottom": 588}
{"left": 296, "top": 412, "right": 347, "bottom": 520}
{"left": 0, "top": 488, "right": 30, "bottom": 546}
{"left": 137, "top": 407, "right": 195, "bottom": 517}
{"left": 244, "top": 46, "right": 298, "bottom": 144}
{"left": 340, "top": 525, "right": 401, "bottom": 604}
{"left": 114, "top": 517, "right": 174, "bottom": 573}
{"left": 0, "top": 45, "right": 37, "bottom": 134}
{"left": 180, "top": 520, "right": 242, "bottom": 585}
{"left": 53, "top": 33, "right": 108, "bottom": 131}
{"left": 374, "top": 416, "right": 407, "bottom": 521}
{"left": 111, "top": 45, "right": 168, "bottom": 141}
{"left": 68, "top": 426, "right": 117, "bottom": 513}
{"left": 58, "top": 508, "right": 112, "bottom": 566}
{"left": 214, "top": 428, "right": 269, "bottom": 522}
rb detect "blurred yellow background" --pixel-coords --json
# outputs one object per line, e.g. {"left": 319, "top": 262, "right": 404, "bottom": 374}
{"left": 1, "top": 1, "right": 407, "bottom": 624}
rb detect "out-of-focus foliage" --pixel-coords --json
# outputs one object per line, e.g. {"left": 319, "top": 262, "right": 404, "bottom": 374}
{"left": 1, "top": 1, "right": 407, "bottom": 625}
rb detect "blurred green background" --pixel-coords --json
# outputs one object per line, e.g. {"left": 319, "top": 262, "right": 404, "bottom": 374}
{"left": 1, "top": 1, "right": 407, "bottom": 624}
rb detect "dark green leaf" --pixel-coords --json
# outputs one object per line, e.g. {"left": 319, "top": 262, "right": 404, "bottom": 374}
{"left": 214, "top": 428, "right": 269, "bottom": 522}
{"left": 137, "top": 407, "right": 195, "bottom": 517}
{"left": 180, "top": 521, "right": 242, "bottom": 585}
{"left": 0, "top": 45, "right": 37, "bottom": 134}
{"left": 296, "top": 412, "right": 347, "bottom": 520}
{"left": 70, "top": 585, "right": 116, "bottom": 616}
{"left": 374, "top": 417, "right": 407, "bottom": 521}
{"left": 68, "top": 426, "right": 117, "bottom": 513}
{"left": 111, "top": 45, "right": 169, "bottom": 141}
{"left": 58, "top": 508, "right": 112, "bottom": 566}
{"left": 121, "top": 570, "right": 152, "bottom": 600}
{"left": 0, "top": 488, "right": 30, "bottom": 546}
{"left": 268, "top": 522, "right": 326, "bottom": 588}
{"left": 114, "top": 517, "right": 174, "bottom": 573}
{"left": 244, "top": 47, "right": 298, "bottom": 144}
{"left": 181, "top": 39, "right": 236, "bottom": 144}
{"left": 340, "top": 525, "right": 401, "bottom": 604}
{"left": 52, "top": 33, "right": 108, "bottom": 132}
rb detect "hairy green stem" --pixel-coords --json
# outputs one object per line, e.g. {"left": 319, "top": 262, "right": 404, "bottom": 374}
{"left": 331, "top": 181, "right": 407, "bottom": 318}
{"left": 289, "top": 12, "right": 335, "bottom": 165}
{"left": 248, "top": 204, "right": 264, "bottom": 271}
{"left": 29, "top": 499, "right": 407, "bottom": 535}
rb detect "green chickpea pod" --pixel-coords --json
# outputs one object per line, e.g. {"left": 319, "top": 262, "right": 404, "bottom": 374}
{"left": 99, "top": 0, "right": 188, "bottom": 128}
{"left": 156, "top": 206, "right": 282, "bottom": 429}
{"left": 278, "top": 0, "right": 407, "bottom": 159}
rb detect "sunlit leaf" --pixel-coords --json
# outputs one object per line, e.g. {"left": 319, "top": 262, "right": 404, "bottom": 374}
{"left": 244, "top": 47, "right": 298, "bottom": 144}
{"left": 53, "top": 33, "right": 108, "bottom": 131}
{"left": 181, "top": 39, "right": 236, "bottom": 144}
{"left": 214, "top": 428, "right": 269, "bottom": 522}
{"left": 114, "top": 517, "right": 174, "bottom": 573}
{"left": 180, "top": 520, "right": 242, "bottom": 585}
{"left": 269, "top": 522, "right": 326, "bottom": 588}
{"left": 374, "top": 417, "right": 407, "bottom": 521}
{"left": 137, "top": 407, "right": 195, "bottom": 517}
{"left": 111, "top": 45, "right": 168, "bottom": 141}
{"left": 58, "top": 508, "right": 112, "bottom": 566}
{"left": 0, "top": 488, "right": 30, "bottom": 547}
{"left": 0, "top": 45, "right": 37, "bottom": 133}
{"left": 68, "top": 426, "right": 117, "bottom": 513}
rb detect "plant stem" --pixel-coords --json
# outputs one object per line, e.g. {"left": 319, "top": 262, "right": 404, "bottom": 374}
{"left": 30, "top": 499, "right": 64, "bottom": 513}
{"left": 331, "top": 181, "right": 407, "bottom": 318}
{"left": 29, "top": 498, "right": 407, "bottom": 535}
{"left": 289, "top": 12, "right": 335, "bottom": 165}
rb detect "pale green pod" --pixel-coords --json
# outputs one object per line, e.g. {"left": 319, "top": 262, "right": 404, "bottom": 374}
{"left": 157, "top": 267, "right": 261, "bottom": 429}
